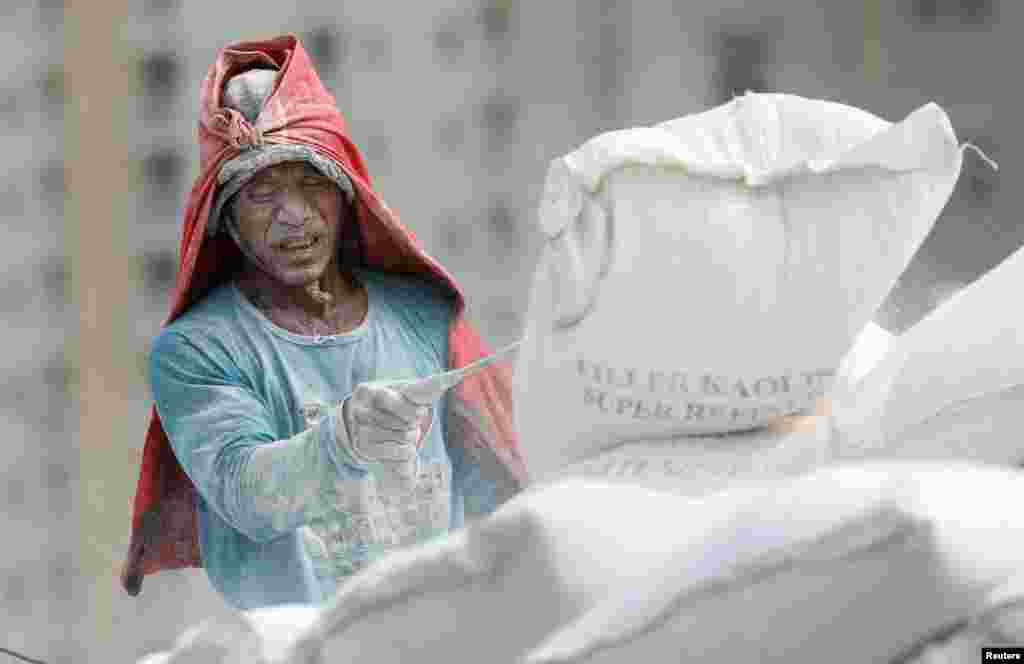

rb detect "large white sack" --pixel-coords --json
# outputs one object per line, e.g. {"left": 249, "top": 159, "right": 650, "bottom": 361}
{"left": 539, "top": 322, "right": 900, "bottom": 499}
{"left": 147, "top": 463, "right": 1024, "bottom": 664}
{"left": 833, "top": 245, "right": 1024, "bottom": 466}
{"left": 550, "top": 406, "right": 837, "bottom": 497}
{"left": 541, "top": 322, "right": 904, "bottom": 499}
{"left": 279, "top": 480, "right": 705, "bottom": 664}
{"left": 898, "top": 572, "right": 1024, "bottom": 664}
{"left": 132, "top": 604, "right": 319, "bottom": 664}
{"left": 522, "top": 461, "right": 1024, "bottom": 664}
{"left": 834, "top": 321, "right": 897, "bottom": 394}
{"left": 515, "top": 93, "right": 963, "bottom": 481}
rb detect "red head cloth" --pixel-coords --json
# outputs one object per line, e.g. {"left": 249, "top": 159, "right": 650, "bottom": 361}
{"left": 121, "top": 35, "right": 526, "bottom": 596}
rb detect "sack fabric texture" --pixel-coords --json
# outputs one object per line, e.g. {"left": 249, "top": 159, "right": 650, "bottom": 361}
{"left": 515, "top": 92, "right": 964, "bottom": 482}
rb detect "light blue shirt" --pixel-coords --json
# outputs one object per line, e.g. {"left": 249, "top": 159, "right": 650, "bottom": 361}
{"left": 150, "top": 269, "right": 499, "bottom": 609}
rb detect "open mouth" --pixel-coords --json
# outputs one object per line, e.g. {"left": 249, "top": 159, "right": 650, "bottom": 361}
{"left": 279, "top": 236, "right": 320, "bottom": 252}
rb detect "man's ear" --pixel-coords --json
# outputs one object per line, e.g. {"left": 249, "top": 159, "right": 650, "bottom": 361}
{"left": 547, "top": 190, "right": 615, "bottom": 330}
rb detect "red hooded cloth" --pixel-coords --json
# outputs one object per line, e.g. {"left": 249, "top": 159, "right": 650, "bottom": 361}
{"left": 121, "top": 35, "right": 527, "bottom": 596}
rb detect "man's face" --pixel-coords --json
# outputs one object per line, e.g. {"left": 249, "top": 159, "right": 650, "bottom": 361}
{"left": 232, "top": 161, "right": 346, "bottom": 287}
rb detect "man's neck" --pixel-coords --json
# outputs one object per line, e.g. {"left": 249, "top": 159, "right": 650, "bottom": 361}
{"left": 235, "top": 264, "right": 368, "bottom": 337}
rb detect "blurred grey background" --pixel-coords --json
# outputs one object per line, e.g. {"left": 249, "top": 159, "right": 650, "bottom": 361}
{"left": 0, "top": 0, "right": 1017, "bottom": 661}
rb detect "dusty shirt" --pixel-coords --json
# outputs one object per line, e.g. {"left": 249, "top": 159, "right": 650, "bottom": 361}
{"left": 150, "top": 269, "right": 499, "bottom": 609}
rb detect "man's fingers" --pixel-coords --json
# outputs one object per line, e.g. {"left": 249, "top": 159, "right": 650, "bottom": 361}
{"left": 351, "top": 402, "right": 411, "bottom": 432}
{"left": 346, "top": 384, "right": 430, "bottom": 466}
{"left": 359, "top": 440, "right": 417, "bottom": 463}
{"left": 358, "top": 429, "right": 419, "bottom": 458}
{"left": 368, "top": 386, "right": 430, "bottom": 424}
{"left": 360, "top": 426, "right": 419, "bottom": 449}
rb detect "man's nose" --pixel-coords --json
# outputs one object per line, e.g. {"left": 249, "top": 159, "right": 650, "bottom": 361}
{"left": 274, "top": 187, "right": 313, "bottom": 227}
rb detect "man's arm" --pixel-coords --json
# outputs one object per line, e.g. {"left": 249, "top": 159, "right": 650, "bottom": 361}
{"left": 150, "top": 329, "right": 372, "bottom": 543}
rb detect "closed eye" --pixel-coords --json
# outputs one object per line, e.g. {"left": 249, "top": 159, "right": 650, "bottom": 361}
{"left": 248, "top": 187, "right": 277, "bottom": 202}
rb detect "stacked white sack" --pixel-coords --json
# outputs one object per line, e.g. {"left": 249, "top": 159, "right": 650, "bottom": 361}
{"left": 515, "top": 92, "right": 964, "bottom": 482}
{"left": 132, "top": 604, "right": 319, "bottom": 664}
{"left": 833, "top": 321, "right": 897, "bottom": 394}
{"left": 899, "top": 572, "right": 1024, "bottom": 663}
{"left": 834, "top": 242, "right": 1023, "bottom": 466}
{"left": 137, "top": 464, "right": 1024, "bottom": 663}
{"left": 246, "top": 461, "right": 1024, "bottom": 664}
{"left": 134, "top": 481, "right": 702, "bottom": 664}
{"left": 522, "top": 461, "right": 1024, "bottom": 664}
{"left": 302, "top": 480, "right": 694, "bottom": 663}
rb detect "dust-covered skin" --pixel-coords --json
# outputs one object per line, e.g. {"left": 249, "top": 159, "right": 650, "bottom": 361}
{"left": 231, "top": 161, "right": 368, "bottom": 337}
{"left": 230, "top": 160, "right": 428, "bottom": 497}
{"left": 127, "top": 37, "right": 522, "bottom": 605}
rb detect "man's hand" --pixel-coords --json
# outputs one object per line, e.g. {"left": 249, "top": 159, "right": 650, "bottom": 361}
{"left": 341, "top": 381, "right": 431, "bottom": 488}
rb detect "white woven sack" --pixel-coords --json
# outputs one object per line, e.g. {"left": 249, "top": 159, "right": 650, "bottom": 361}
{"left": 279, "top": 480, "right": 697, "bottom": 664}
{"left": 515, "top": 93, "right": 963, "bottom": 481}
{"left": 834, "top": 245, "right": 1024, "bottom": 466}
{"left": 142, "top": 464, "right": 1024, "bottom": 664}
{"left": 136, "top": 482, "right": 688, "bottom": 664}
{"left": 834, "top": 321, "right": 897, "bottom": 394}
{"left": 535, "top": 322, "right": 898, "bottom": 499}
{"left": 522, "top": 461, "right": 1024, "bottom": 664}
{"left": 132, "top": 605, "right": 319, "bottom": 664}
